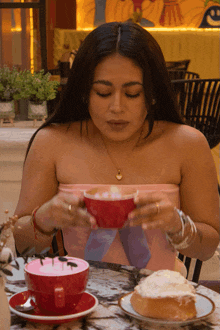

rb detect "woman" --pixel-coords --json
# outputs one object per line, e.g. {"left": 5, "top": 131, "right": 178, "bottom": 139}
{"left": 14, "top": 22, "right": 219, "bottom": 272}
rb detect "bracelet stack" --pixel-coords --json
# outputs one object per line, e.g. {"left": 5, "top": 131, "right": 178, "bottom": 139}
{"left": 166, "top": 208, "right": 197, "bottom": 250}
{"left": 31, "top": 206, "right": 58, "bottom": 240}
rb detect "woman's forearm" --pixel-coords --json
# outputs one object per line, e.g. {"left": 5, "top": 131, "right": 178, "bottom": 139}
{"left": 14, "top": 216, "right": 54, "bottom": 255}
{"left": 178, "top": 222, "right": 219, "bottom": 261}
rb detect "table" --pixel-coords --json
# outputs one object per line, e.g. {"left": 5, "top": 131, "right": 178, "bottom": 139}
{"left": 6, "top": 260, "right": 220, "bottom": 330}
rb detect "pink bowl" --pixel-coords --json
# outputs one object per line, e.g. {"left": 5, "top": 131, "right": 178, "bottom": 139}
{"left": 84, "top": 186, "right": 137, "bottom": 228}
{"left": 24, "top": 257, "right": 89, "bottom": 315}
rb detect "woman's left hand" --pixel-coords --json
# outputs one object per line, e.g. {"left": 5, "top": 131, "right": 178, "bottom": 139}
{"left": 127, "top": 191, "right": 182, "bottom": 234}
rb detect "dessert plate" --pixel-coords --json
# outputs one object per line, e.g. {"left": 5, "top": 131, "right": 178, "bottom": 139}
{"left": 118, "top": 292, "right": 215, "bottom": 326}
{"left": 9, "top": 290, "right": 98, "bottom": 324}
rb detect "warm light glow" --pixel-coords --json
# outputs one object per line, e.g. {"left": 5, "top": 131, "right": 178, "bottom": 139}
{"left": 11, "top": 27, "right": 22, "bottom": 32}
{"left": 145, "top": 28, "right": 220, "bottom": 32}
{"left": 79, "top": 28, "right": 94, "bottom": 31}
{"left": 29, "top": 8, "right": 34, "bottom": 73}
{"left": 76, "top": 27, "right": 220, "bottom": 32}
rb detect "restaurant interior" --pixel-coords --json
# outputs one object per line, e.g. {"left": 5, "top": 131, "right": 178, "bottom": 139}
{"left": 0, "top": 0, "right": 219, "bottom": 298}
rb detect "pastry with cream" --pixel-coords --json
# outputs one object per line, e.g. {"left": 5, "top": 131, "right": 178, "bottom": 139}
{"left": 130, "top": 269, "right": 197, "bottom": 321}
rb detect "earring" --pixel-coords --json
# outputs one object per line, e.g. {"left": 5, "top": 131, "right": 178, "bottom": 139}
{"left": 152, "top": 99, "right": 156, "bottom": 105}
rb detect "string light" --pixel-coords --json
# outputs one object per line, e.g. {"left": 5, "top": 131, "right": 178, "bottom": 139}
{"left": 76, "top": 27, "right": 219, "bottom": 32}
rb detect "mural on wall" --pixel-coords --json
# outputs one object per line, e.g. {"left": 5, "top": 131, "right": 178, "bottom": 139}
{"left": 77, "top": 0, "right": 220, "bottom": 29}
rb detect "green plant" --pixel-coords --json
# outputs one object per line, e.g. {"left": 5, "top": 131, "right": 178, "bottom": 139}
{"left": 20, "top": 70, "right": 59, "bottom": 103}
{"left": 0, "top": 66, "right": 23, "bottom": 101}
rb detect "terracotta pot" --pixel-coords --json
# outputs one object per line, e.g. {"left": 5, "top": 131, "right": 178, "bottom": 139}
{"left": 0, "top": 277, "right": 11, "bottom": 330}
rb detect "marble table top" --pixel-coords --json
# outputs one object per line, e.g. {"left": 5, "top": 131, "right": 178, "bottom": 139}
{"left": 5, "top": 260, "right": 220, "bottom": 330}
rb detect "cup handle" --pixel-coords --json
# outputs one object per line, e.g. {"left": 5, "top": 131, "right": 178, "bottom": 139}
{"left": 54, "top": 285, "right": 65, "bottom": 308}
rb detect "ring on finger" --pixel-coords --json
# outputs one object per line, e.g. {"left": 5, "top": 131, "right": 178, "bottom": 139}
{"left": 155, "top": 202, "right": 160, "bottom": 214}
{"left": 68, "top": 204, "right": 72, "bottom": 213}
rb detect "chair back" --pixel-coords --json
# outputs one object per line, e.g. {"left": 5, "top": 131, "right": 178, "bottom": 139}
{"left": 172, "top": 78, "right": 220, "bottom": 149}
{"left": 168, "top": 70, "right": 200, "bottom": 81}
{"left": 178, "top": 253, "right": 203, "bottom": 283}
{"left": 166, "top": 59, "right": 190, "bottom": 71}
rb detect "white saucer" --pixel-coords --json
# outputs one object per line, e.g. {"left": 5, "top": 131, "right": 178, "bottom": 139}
{"left": 118, "top": 292, "right": 215, "bottom": 326}
{"left": 9, "top": 290, "right": 98, "bottom": 324}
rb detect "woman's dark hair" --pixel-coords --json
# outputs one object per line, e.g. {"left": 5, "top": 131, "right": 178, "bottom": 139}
{"left": 25, "top": 21, "right": 183, "bottom": 157}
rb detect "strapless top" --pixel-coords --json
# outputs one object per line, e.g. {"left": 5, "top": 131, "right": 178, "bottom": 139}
{"left": 58, "top": 184, "right": 180, "bottom": 271}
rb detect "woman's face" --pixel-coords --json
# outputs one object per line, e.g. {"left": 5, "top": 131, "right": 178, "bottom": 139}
{"left": 89, "top": 53, "right": 148, "bottom": 142}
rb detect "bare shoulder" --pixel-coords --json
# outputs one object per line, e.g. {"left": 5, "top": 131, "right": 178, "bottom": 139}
{"left": 157, "top": 121, "right": 210, "bottom": 150}
{"left": 31, "top": 122, "right": 82, "bottom": 148}
{"left": 160, "top": 121, "right": 217, "bottom": 177}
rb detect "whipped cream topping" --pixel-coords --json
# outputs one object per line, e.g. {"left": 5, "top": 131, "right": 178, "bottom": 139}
{"left": 134, "top": 269, "right": 196, "bottom": 299}
{"left": 85, "top": 185, "right": 137, "bottom": 200}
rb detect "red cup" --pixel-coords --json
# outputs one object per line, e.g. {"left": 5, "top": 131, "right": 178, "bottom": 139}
{"left": 84, "top": 186, "right": 138, "bottom": 228}
{"left": 24, "top": 257, "right": 89, "bottom": 315}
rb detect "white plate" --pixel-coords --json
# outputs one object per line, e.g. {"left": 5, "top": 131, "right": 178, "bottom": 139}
{"left": 118, "top": 292, "right": 215, "bottom": 326}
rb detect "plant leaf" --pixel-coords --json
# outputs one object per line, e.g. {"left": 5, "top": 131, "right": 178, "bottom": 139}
{"left": 21, "top": 246, "right": 36, "bottom": 257}
{"left": 67, "top": 262, "right": 78, "bottom": 268}
{"left": 58, "top": 257, "right": 68, "bottom": 262}
{"left": 21, "top": 246, "right": 32, "bottom": 256}
{"left": 7, "top": 254, "right": 12, "bottom": 264}
{"left": 0, "top": 267, "right": 13, "bottom": 276}
{"left": 11, "top": 259, "right": 20, "bottom": 270}
{"left": 40, "top": 247, "right": 51, "bottom": 255}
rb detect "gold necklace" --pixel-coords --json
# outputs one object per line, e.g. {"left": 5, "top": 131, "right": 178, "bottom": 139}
{"left": 100, "top": 127, "right": 144, "bottom": 181}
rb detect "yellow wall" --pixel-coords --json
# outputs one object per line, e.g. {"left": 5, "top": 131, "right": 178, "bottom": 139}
{"left": 53, "top": 28, "right": 220, "bottom": 79}
{"left": 76, "top": 0, "right": 220, "bottom": 30}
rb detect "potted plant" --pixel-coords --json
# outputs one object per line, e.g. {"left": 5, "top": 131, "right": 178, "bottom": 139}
{"left": 0, "top": 66, "right": 23, "bottom": 124}
{"left": 20, "top": 70, "right": 59, "bottom": 122}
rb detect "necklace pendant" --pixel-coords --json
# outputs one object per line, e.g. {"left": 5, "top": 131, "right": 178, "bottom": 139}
{"left": 116, "top": 170, "right": 122, "bottom": 181}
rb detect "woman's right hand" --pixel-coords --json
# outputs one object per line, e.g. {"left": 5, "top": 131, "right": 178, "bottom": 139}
{"left": 34, "top": 192, "right": 98, "bottom": 232}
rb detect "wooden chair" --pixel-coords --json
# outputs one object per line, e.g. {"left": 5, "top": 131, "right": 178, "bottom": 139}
{"left": 166, "top": 59, "right": 191, "bottom": 71}
{"left": 178, "top": 253, "right": 203, "bottom": 283}
{"left": 172, "top": 79, "right": 220, "bottom": 149}
{"left": 168, "top": 70, "right": 199, "bottom": 81}
{"left": 172, "top": 78, "right": 220, "bottom": 193}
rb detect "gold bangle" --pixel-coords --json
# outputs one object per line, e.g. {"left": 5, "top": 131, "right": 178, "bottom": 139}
{"left": 31, "top": 206, "right": 57, "bottom": 239}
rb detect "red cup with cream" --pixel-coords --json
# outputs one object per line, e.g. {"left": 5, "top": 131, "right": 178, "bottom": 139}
{"left": 84, "top": 186, "right": 138, "bottom": 228}
{"left": 24, "top": 257, "right": 89, "bottom": 315}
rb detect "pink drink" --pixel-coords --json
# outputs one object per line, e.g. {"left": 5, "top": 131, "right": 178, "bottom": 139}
{"left": 25, "top": 257, "right": 88, "bottom": 276}
{"left": 24, "top": 257, "right": 89, "bottom": 315}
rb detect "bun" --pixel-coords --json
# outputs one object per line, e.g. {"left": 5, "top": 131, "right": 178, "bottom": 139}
{"left": 130, "top": 269, "right": 197, "bottom": 321}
